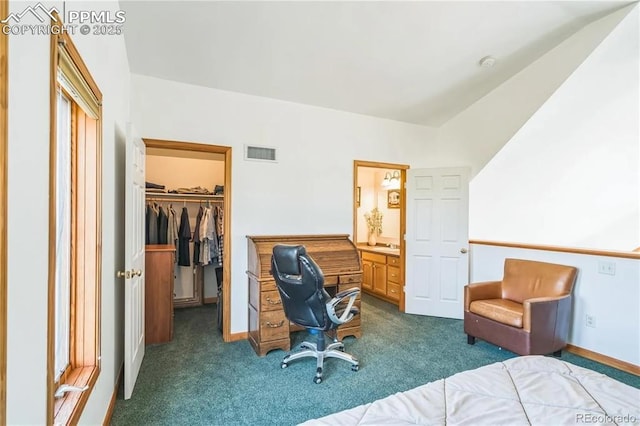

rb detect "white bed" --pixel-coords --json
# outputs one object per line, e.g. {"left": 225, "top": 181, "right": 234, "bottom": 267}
{"left": 302, "top": 356, "right": 640, "bottom": 425}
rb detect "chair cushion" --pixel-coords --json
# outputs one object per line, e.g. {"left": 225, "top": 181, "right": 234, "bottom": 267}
{"left": 469, "top": 299, "right": 524, "bottom": 328}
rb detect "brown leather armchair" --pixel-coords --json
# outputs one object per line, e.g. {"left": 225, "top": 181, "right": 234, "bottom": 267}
{"left": 464, "top": 258, "right": 578, "bottom": 356}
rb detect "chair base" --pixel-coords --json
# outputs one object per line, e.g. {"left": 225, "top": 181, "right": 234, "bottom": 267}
{"left": 281, "top": 339, "right": 359, "bottom": 384}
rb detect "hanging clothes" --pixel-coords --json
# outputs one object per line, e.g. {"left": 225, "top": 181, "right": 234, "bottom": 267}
{"left": 146, "top": 202, "right": 159, "bottom": 245}
{"left": 214, "top": 205, "right": 224, "bottom": 267}
{"left": 157, "top": 206, "right": 169, "bottom": 244}
{"left": 167, "top": 205, "right": 179, "bottom": 258}
{"left": 192, "top": 206, "right": 204, "bottom": 265}
{"left": 177, "top": 207, "right": 191, "bottom": 266}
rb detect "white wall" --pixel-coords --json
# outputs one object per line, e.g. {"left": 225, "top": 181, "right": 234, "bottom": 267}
{"left": 463, "top": 5, "right": 640, "bottom": 364}
{"left": 130, "top": 74, "right": 439, "bottom": 334}
{"left": 436, "top": 6, "right": 632, "bottom": 177}
{"left": 470, "top": 244, "right": 640, "bottom": 365}
{"left": 469, "top": 5, "right": 639, "bottom": 251}
{"left": 7, "top": 1, "right": 130, "bottom": 424}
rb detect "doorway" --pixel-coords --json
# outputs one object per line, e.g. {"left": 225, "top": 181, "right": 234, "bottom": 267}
{"left": 143, "top": 139, "right": 233, "bottom": 342}
{"left": 353, "top": 160, "right": 409, "bottom": 311}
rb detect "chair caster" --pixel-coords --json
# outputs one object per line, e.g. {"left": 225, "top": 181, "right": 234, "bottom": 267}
{"left": 281, "top": 362, "right": 288, "bottom": 369}
{"left": 351, "top": 364, "right": 359, "bottom": 372}
{"left": 314, "top": 367, "right": 323, "bottom": 384}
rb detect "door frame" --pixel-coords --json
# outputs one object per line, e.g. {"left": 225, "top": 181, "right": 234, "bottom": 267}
{"left": 353, "top": 160, "right": 409, "bottom": 311}
{"left": 143, "top": 139, "right": 233, "bottom": 342}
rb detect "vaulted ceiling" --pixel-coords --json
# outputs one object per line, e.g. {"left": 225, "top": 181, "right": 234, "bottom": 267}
{"left": 121, "top": 1, "right": 630, "bottom": 126}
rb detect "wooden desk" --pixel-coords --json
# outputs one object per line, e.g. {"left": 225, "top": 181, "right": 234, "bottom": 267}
{"left": 246, "top": 234, "right": 362, "bottom": 356}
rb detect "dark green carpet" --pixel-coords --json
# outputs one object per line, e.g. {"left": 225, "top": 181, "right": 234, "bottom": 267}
{"left": 110, "top": 294, "right": 639, "bottom": 425}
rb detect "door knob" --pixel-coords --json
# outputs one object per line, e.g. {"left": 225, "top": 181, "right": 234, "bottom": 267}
{"left": 460, "top": 248, "right": 468, "bottom": 254}
{"left": 116, "top": 270, "right": 131, "bottom": 279}
{"left": 133, "top": 269, "right": 142, "bottom": 277}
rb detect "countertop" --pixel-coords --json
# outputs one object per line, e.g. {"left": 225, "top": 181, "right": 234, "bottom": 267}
{"left": 356, "top": 244, "right": 400, "bottom": 256}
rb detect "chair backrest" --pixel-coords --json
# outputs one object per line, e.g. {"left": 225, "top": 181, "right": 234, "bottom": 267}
{"left": 501, "top": 258, "right": 577, "bottom": 303}
{"left": 271, "top": 244, "right": 330, "bottom": 329}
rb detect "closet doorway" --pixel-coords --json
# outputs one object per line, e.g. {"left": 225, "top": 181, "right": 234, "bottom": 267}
{"left": 144, "top": 139, "right": 232, "bottom": 342}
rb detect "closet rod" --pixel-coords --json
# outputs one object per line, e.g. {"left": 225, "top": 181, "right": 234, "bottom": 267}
{"left": 146, "top": 197, "right": 224, "bottom": 204}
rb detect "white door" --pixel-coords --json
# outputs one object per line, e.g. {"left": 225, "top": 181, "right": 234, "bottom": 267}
{"left": 123, "top": 124, "right": 146, "bottom": 399}
{"left": 405, "top": 167, "right": 469, "bottom": 319}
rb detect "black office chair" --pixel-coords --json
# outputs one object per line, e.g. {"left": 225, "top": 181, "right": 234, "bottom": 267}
{"left": 271, "top": 244, "right": 360, "bottom": 384}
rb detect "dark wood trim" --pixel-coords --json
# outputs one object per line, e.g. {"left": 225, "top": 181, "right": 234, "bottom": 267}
{"left": 143, "top": 139, "right": 233, "bottom": 343}
{"left": 565, "top": 344, "right": 639, "bottom": 376}
{"left": 0, "top": 1, "right": 7, "bottom": 422}
{"left": 469, "top": 239, "right": 640, "bottom": 260}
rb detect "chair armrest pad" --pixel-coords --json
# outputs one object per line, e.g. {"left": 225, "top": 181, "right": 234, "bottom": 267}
{"left": 524, "top": 295, "right": 570, "bottom": 305}
{"left": 522, "top": 294, "right": 572, "bottom": 332}
{"left": 464, "top": 281, "right": 502, "bottom": 311}
{"left": 326, "top": 287, "right": 360, "bottom": 325}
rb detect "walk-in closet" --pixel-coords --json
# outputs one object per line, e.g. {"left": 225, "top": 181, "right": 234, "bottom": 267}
{"left": 143, "top": 143, "right": 229, "bottom": 344}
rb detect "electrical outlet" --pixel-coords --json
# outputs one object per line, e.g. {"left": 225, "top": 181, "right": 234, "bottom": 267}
{"left": 597, "top": 261, "right": 616, "bottom": 275}
{"left": 585, "top": 314, "right": 596, "bottom": 328}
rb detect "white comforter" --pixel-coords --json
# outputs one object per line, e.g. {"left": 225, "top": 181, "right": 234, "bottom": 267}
{"left": 302, "top": 356, "right": 640, "bottom": 425}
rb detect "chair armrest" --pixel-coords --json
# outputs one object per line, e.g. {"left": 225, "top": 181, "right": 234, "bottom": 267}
{"left": 464, "top": 281, "right": 502, "bottom": 311}
{"left": 326, "top": 287, "right": 360, "bottom": 325}
{"left": 522, "top": 295, "right": 571, "bottom": 332}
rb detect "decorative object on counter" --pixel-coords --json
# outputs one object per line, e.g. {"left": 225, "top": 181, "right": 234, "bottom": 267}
{"left": 365, "top": 207, "right": 383, "bottom": 246}
{"left": 387, "top": 189, "right": 400, "bottom": 209}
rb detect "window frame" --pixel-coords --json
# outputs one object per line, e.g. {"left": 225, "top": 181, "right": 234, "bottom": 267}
{"left": 48, "top": 15, "right": 103, "bottom": 425}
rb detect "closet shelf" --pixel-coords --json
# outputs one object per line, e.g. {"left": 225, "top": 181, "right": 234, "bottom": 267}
{"left": 145, "top": 192, "right": 224, "bottom": 202}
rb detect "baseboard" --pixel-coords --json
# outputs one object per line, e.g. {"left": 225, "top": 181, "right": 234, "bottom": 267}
{"left": 228, "top": 331, "right": 248, "bottom": 342}
{"left": 203, "top": 296, "right": 218, "bottom": 304}
{"left": 102, "top": 362, "right": 124, "bottom": 426}
{"left": 565, "top": 344, "right": 639, "bottom": 376}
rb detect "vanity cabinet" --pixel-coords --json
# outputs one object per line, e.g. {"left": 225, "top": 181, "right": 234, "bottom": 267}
{"left": 361, "top": 249, "right": 401, "bottom": 304}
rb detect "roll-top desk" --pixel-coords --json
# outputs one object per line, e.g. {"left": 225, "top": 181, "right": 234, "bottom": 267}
{"left": 246, "top": 234, "right": 363, "bottom": 356}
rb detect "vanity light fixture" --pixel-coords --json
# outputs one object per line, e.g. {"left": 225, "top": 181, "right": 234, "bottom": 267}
{"left": 381, "top": 170, "right": 401, "bottom": 190}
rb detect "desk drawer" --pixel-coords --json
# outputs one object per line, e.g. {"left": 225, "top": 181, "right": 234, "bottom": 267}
{"left": 261, "top": 280, "right": 277, "bottom": 292}
{"left": 387, "top": 266, "right": 400, "bottom": 284}
{"left": 259, "top": 310, "right": 289, "bottom": 341}
{"left": 387, "top": 256, "right": 400, "bottom": 266}
{"left": 324, "top": 275, "right": 339, "bottom": 285}
{"left": 339, "top": 273, "right": 362, "bottom": 284}
{"left": 261, "top": 290, "right": 283, "bottom": 312}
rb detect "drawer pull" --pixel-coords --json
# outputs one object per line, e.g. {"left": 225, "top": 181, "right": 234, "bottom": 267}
{"left": 266, "top": 297, "right": 281, "bottom": 305}
{"left": 266, "top": 320, "right": 285, "bottom": 328}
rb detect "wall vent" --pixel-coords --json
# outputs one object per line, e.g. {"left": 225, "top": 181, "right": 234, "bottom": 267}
{"left": 245, "top": 145, "right": 277, "bottom": 162}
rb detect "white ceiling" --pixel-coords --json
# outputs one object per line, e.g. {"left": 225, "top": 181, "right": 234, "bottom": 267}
{"left": 121, "top": 1, "right": 630, "bottom": 127}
